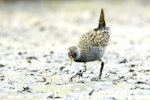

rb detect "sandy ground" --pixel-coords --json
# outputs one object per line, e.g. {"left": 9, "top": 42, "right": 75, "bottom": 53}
{"left": 0, "top": 0, "right": 150, "bottom": 100}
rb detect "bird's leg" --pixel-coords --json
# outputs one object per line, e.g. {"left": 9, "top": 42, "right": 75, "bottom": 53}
{"left": 99, "top": 61, "right": 104, "bottom": 79}
{"left": 69, "top": 73, "right": 78, "bottom": 82}
{"left": 69, "top": 70, "right": 83, "bottom": 82}
{"left": 83, "top": 62, "right": 87, "bottom": 72}
{"left": 69, "top": 63, "right": 86, "bottom": 82}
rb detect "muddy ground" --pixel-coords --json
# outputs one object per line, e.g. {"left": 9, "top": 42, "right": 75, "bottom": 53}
{"left": 0, "top": 0, "right": 150, "bottom": 100}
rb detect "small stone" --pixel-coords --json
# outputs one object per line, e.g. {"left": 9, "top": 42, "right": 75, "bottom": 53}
{"left": 59, "top": 66, "right": 65, "bottom": 71}
{"left": 119, "top": 76, "right": 125, "bottom": 79}
{"left": 137, "top": 81, "right": 145, "bottom": 84}
{"left": 26, "top": 56, "right": 38, "bottom": 60}
{"left": 27, "top": 60, "right": 31, "bottom": 63}
{"left": 130, "top": 64, "right": 136, "bottom": 67}
{"left": 47, "top": 95, "right": 53, "bottom": 99}
{"left": 50, "top": 51, "right": 54, "bottom": 54}
{"left": 129, "top": 69, "right": 134, "bottom": 72}
{"left": 119, "top": 59, "right": 127, "bottom": 63}
{"left": 0, "top": 64, "right": 5, "bottom": 68}
{"left": 132, "top": 73, "right": 137, "bottom": 76}
{"left": 45, "top": 82, "right": 50, "bottom": 85}
{"left": 18, "top": 52, "right": 22, "bottom": 55}
{"left": 47, "top": 94, "right": 61, "bottom": 99}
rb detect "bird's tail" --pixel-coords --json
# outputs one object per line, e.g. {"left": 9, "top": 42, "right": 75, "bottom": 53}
{"left": 98, "top": 8, "right": 106, "bottom": 29}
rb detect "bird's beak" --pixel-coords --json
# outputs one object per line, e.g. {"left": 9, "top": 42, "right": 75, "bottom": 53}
{"left": 70, "top": 56, "right": 74, "bottom": 66}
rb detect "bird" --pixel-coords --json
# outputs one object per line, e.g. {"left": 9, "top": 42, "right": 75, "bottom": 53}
{"left": 68, "top": 9, "right": 110, "bottom": 82}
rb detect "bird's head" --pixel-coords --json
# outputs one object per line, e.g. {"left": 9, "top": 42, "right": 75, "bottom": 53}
{"left": 68, "top": 46, "right": 80, "bottom": 65}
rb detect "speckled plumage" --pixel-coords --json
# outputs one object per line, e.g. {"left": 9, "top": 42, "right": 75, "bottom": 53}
{"left": 78, "top": 28, "right": 110, "bottom": 49}
{"left": 68, "top": 9, "right": 110, "bottom": 81}
{"left": 77, "top": 28, "right": 110, "bottom": 62}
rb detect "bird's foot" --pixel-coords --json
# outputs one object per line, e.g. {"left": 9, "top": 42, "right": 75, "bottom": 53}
{"left": 91, "top": 76, "right": 101, "bottom": 81}
{"left": 91, "top": 61, "right": 104, "bottom": 81}
{"left": 69, "top": 70, "right": 84, "bottom": 82}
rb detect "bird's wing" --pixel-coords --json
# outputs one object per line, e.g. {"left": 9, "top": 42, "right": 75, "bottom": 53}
{"left": 78, "top": 29, "right": 110, "bottom": 51}
{"left": 77, "top": 30, "right": 94, "bottom": 51}
{"left": 93, "top": 29, "right": 110, "bottom": 47}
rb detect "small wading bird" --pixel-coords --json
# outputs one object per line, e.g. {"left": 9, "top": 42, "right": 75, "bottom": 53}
{"left": 68, "top": 9, "right": 110, "bottom": 82}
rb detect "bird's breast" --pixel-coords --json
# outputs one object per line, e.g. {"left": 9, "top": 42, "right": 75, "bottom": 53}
{"left": 74, "top": 46, "right": 105, "bottom": 62}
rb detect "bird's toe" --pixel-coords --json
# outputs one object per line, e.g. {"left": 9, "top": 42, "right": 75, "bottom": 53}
{"left": 77, "top": 70, "right": 84, "bottom": 78}
{"left": 69, "top": 70, "right": 84, "bottom": 82}
{"left": 91, "top": 76, "right": 101, "bottom": 81}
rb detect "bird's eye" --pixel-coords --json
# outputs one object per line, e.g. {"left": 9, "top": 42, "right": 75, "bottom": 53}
{"left": 74, "top": 52, "right": 77, "bottom": 57}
